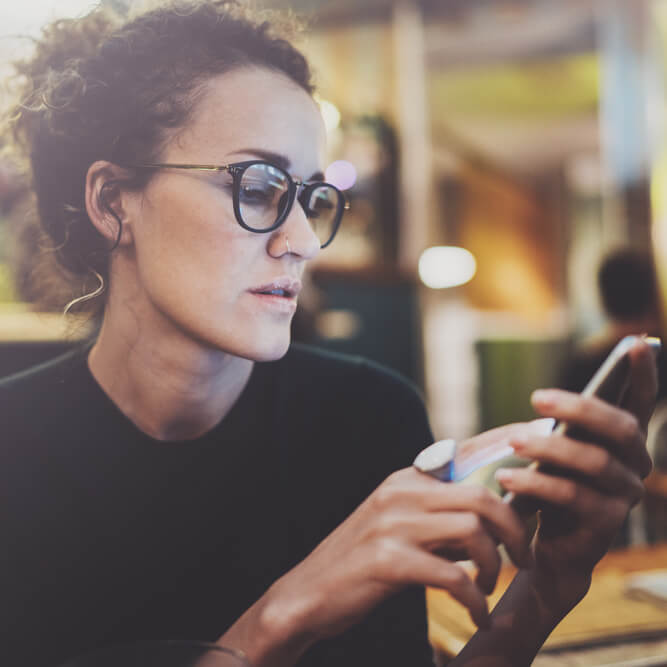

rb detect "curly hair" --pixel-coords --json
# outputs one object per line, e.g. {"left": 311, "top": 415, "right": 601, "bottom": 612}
{"left": 4, "top": 0, "right": 314, "bottom": 322}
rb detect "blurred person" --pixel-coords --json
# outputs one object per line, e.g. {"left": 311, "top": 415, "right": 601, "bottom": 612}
{"left": 0, "top": 3, "right": 658, "bottom": 667}
{"left": 560, "top": 247, "right": 664, "bottom": 395}
{"left": 559, "top": 248, "right": 665, "bottom": 548}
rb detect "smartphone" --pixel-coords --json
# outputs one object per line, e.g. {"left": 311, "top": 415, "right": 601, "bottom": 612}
{"left": 554, "top": 335, "right": 661, "bottom": 433}
{"left": 506, "top": 334, "right": 662, "bottom": 510}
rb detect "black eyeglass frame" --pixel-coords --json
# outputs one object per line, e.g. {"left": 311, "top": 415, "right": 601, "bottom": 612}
{"left": 128, "top": 159, "right": 349, "bottom": 248}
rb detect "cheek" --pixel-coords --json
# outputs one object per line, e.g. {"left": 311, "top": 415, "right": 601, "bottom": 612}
{"left": 133, "top": 191, "right": 262, "bottom": 299}
{"left": 136, "top": 187, "right": 221, "bottom": 260}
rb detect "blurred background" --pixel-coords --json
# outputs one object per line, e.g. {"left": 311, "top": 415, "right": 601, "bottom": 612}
{"left": 5, "top": 1, "right": 667, "bottom": 662}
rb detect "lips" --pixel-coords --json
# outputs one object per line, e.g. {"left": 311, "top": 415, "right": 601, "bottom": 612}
{"left": 249, "top": 277, "right": 302, "bottom": 298}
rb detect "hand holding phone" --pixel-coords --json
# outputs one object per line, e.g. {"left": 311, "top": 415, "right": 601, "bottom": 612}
{"left": 414, "top": 336, "right": 660, "bottom": 492}
{"left": 506, "top": 334, "right": 661, "bottom": 511}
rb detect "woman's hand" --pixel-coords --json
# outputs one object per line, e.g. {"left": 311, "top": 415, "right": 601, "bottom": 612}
{"left": 449, "top": 340, "right": 659, "bottom": 667}
{"left": 495, "top": 339, "right": 658, "bottom": 610}
{"left": 219, "top": 467, "right": 532, "bottom": 666}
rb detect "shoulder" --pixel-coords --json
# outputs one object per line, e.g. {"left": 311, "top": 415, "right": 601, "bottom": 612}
{"left": 0, "top": 342, "right": 90, "bottom": 391}
{"left": 0, "top": 342, "right": 92, "bottom": 442}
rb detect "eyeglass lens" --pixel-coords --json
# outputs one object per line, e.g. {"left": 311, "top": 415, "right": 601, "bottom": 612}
{"left": 238, "top": 163, "right": 340, "bottom": 247}
{"left": 299, "top": 185, "right": 340, "bottom": 248}
{"left": 238, "top": 163, "right": 289, "bottom": 231}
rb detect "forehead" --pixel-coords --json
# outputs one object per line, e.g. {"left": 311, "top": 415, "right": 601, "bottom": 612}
{"left": 170, "top": 67, "right": 326, "bottom": 173}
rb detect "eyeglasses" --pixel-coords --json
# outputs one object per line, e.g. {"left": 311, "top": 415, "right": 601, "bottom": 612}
{"left": 128, "top": 159, "right": 349, "bottom": 248}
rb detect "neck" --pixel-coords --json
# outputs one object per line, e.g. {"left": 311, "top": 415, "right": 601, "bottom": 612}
{"left": 88, "top": 303, "right": 254, "bottom": 443}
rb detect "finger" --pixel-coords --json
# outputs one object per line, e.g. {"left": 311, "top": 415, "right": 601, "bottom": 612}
{"left": 425, "top": 484, "right": 532, "bottom": 569}
{"left": 454, "top": 418, "right": 554, "bottom": 475}
{"left": 510, "top": 435, "right": 645, "bottom": 502}
{"left": 373, "top": 470, "right": 531, "bottom": 567}
{"left": 623, "top": 340, "right": 659, "bottom": 430}
{"left": 402, "top": 549, "right": 491, "bottom": 629}
{"left": 495, "top": 466, "right": 632, "bottom": 517}
{"left": 417, "top": 511, "right": 501, "bottom": 595}
{"left": 461, "top": 518, "right": 502, "bottom": 596}
{"left": 377, "top": 508, "right": 503, "bottom": 591}
{"left": 531, "top": 390, "right": 651, "bottom": 477}
{"left": 456, "top": 421, "right": 538, "bottom": 455}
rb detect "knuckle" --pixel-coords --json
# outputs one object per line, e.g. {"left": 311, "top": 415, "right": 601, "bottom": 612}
{"left": 387, "top": 468, "right": 410, "bottom": 483}
{"left": 590, "top": 448, "right": 612, "bottom": 475}
{"left": 372, "top": 483, "right": 398, "bottom": 512}
{"left": 471, "top": 486, "right": 496, "bottom": 512}
{"left": 621, "top": 413, "right": 640, "bottom": 441}
{"left": 460, "top": 512, "right": 483, "bottom": 538}
{"left": 446, "top": 565, "right": 470, "bottom": 591}
{"left": 560, "top": 479, "right": 579, "bottom": 506}
{"left": 371, "top": 510, "right": 396, "bottom": 538}
{"left": 575, "top": 396, "right": 595, "bottom": 419}
{"left": 371, "top": 537, "right": 402, "bottom": 574}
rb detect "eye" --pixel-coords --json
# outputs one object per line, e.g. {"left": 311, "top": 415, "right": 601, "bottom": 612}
{"left": 301, "top": 186, "right": 336, "bottom": 218}
{"left": 238, "top": 166, "right": 287, "bottom": 209}
{"left": 309, "top": 196, "right": 334, "bottom": 218}
{"left": 239, "top": 182, "right": 276, "bottom": 207}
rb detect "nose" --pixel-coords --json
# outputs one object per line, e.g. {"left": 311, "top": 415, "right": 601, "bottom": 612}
{"left": 267, "top": 195, "right": 320, "bottom": 261}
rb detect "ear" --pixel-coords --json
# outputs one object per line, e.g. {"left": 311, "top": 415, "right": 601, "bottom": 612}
{"left": 85, "top": 161, "right": 135, "bottom": 247}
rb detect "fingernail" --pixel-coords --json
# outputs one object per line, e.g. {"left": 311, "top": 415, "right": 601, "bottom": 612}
{"left": 510, "top": 437, "right": 527, "bottom": 453}
{"left": 495, "top": 468, "right": 514, "bottom": 483}
{"left": 531, "top": 389, "right": 556, "bottom": 406}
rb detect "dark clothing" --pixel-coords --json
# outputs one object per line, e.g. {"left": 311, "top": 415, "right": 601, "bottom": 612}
{"left": 1, "top": 343, "right": 434, "bottom": 667}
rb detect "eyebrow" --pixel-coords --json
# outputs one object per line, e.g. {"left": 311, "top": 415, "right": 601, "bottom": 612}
{"left": 230, "top": 148, "right": 325, "bottom": 182}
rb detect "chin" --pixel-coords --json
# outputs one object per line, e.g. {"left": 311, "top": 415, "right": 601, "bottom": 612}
{"left": 175, "top": 307, "right": 294, "bottom": 362}
{"left": 217, "top": 327, "right": 292, "bottom": 363}
{"left": 250, "top": 335, "right": 292, "bottom": 362}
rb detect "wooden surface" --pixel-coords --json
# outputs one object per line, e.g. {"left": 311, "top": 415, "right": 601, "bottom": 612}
{"left": 427, "top": 543, "right": 667, "bottom": 658}
{"left": 646, "top": 471, "right": 667, "bottom": 498}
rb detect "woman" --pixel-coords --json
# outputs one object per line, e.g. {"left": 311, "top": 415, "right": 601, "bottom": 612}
{"left": 0, "top": 2, "right": 657, "bottom": 666}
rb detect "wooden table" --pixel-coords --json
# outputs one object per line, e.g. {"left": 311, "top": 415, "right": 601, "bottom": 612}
{"left": 427, "top": 544, "right": 667, "bottom": 664}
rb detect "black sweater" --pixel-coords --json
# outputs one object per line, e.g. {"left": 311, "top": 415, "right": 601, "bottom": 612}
{"left": 1, "top": 342, "right": 435, "bottom": 667}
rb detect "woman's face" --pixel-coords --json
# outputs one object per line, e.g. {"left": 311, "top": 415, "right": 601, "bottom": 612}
{"left": 123, "top": 67, "right": 327, "bottom": 361}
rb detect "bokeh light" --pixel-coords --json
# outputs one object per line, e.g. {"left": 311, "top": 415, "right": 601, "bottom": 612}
{"left": 325, "top": 160, "right": 357, "bottom": 191}
{"left": 418, "top": 246, "right": 477, "bottom": 289}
